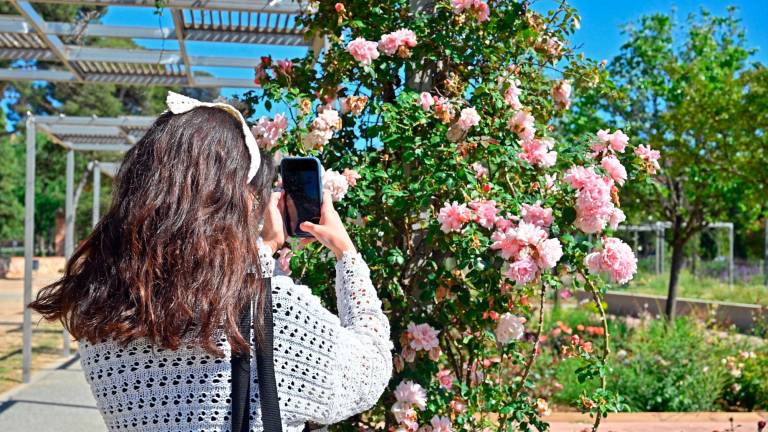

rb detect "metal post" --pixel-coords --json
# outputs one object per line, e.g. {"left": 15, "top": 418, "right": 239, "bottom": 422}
{"left": 22, "top": 116, "right": 36, "bottom": 383}
{"left": 660, "top": 225, "right": 666, "bottom": 274}
{"left": 62, "top": 149, "right": 74, "bottom": 356}
{"left": 728, "top": 223, "right": 734, "bottom": 287}
{"left": 655, "top": 223, "right": 661, "bottom": 274}
{"left": 92, "top": 161, "right": 101, "bottom": 229}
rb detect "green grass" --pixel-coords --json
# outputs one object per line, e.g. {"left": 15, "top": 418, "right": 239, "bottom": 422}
{"left": 616, "top": 269, "right": 768, "bottom": 306}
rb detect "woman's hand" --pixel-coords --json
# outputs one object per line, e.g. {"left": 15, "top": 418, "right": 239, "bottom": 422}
{"left": 261, "top": 191, "right": 286, "bottom": 254}
{"left": 300, "top": 191, "right": 356, "bottom": 260}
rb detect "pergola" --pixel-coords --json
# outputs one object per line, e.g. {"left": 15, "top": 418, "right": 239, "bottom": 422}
{"left": 1, "top": 0, "right": 319, "bottom": 87}
{"left": 615, "top": 221, "right": 736, "bottom": 285}
{"left": 22, "top": 114, "right": 154, "bottom": 382}
{"left": 12, "top": 0, "right": 319, "bottom": 384}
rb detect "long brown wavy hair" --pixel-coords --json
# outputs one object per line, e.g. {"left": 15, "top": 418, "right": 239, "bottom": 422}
{"left": 29, "top": 106, "right": 274, "bottom": 356}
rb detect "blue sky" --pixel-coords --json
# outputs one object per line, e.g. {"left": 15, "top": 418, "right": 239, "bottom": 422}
{"left": 101, "top": 1, "right": 767, "bottom": 100}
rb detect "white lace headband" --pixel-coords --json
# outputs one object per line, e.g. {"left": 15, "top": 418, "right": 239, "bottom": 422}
{"left": 165, "top": 91, "right": 261, "bottom": 182}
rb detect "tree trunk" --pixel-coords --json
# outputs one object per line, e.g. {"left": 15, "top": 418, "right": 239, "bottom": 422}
{"left": 665, "top": 215, "right": 686, "bottom": 320}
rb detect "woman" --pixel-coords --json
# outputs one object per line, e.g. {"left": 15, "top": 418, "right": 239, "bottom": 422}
{"left": 29, "top": 94, "right": 393, "bottom": 431}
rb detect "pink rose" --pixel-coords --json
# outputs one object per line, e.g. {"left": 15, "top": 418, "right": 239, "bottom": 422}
{"left": 600, "top": 155, "right": 627, "bottom": 185}
{"left": 610, "top": 129, "right": 629, "bottom": 153}
{"left": 419, "top": 92, "right": 434, "bottom": 110}
{"left": 436, "top": 369, "right": 453, "bottom": 390}
{"left": 495, "top": 312, "right": 525, "bottom": 343}
{"left": 394, "top": 380, "right": 427, "bottom": 409}
{"left": 470, "top": 162, "right": 488, "bottom": 178}
{"left": 323, "top": 169, "right": 349, "bottom": 201}
{"left": 346, "top": 37, "right": 380, "bottom": 65}
{"left": 585, "top": 237, "right": 637, "bottom": 284}
{"left": 635, "top": 144, "right": 661, "bottom": 174}
{"left": 536, "top": 238, "right": 563, "bottom": 269}
{"left": 504, "top": 80, "right": 523, "bottom": 109}
{"left": 379, "top": 29, "right": 418, "bottom": 57}
{"left": 342, "top": 168, "right": 361, "bottom": 187}
{"left": 552, "top": 80, "right": 572, "bottom": 110}
{"left": 468, "top": 199, "right": 498, "bottom": 229}
{"left": 457, "top": 107, "right": 480, "bottom": 130}
{"left": 251, "top": 113, "right": 288, "bottom": 150}
{"left": 507, "top": 110, "right": 536, "bottom": 142}
{"left": 506, "top": 256, "right": 539, "bottom": 285}
{"left": 407, "top": 322, "right": 440, "bottom": 351}
{"left": 519, "top": 137, "right": 556, "bottom": 168}
{"left": 521, "top": 202, "right": 553, "bottom": 228}
{"left": 334, "top": 2, "right": 345, "bottom": 13}
{"left": 430, "top": 416, "right": 453, "bottom": 432}
{"left": 437, "top": 201, "right": 471, "bottom": 233}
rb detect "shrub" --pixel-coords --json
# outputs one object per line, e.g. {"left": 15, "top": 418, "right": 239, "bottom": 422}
{"left": 245, "top": 1, "right": 658, "bottom": 429}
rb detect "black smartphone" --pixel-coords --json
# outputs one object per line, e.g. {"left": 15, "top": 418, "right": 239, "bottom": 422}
{"left": 280, "top": 157, "right": 323, "bottom": 237}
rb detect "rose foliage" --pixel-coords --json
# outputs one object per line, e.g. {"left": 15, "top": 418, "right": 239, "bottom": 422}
{"left": 244, "top": 1, "right": 660, "bottom": 430}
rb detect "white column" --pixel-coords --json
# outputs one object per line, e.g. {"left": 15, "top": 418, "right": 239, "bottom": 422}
{"left": 62, "top": 149, "right": 74, "bottom": 356}
{"left": 22, "top": 117, "right": 36, "bottom": 383}
{"left": 92, "top": 161, "right": 101, "bottom": 229}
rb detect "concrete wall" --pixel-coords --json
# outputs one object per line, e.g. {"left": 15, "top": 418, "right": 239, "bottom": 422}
{"left": 575, "top": 290, "right": 766, "bottom": 332}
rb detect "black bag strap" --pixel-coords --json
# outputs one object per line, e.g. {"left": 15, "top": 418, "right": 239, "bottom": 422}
{"left": 231, "top": 277, "right": 283, "bottom": 432}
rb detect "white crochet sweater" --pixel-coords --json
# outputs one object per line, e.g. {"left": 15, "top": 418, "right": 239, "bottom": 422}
{"left": 78, "top": 247, "right": 393, "bottom": 431}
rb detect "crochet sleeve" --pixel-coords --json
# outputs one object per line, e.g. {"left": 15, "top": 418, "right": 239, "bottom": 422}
{"left": 319, "top": 251, "right": 393, "bottom": 424}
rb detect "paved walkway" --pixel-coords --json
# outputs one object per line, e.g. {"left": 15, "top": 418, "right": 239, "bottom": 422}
{"left": 0, "top": 356, "right": 766, "bottom": 432}
{"left": 0, "top": 354, "right": 104, "bottom": 432}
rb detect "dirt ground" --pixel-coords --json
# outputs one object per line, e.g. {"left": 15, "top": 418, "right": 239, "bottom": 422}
{"left": 0, "top": 276, "right": 77, "bottom": 395}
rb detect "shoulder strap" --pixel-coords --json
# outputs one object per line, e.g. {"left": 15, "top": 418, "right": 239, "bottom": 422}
{"left": 231, "top": 277, "right": 283, "bottom": 432}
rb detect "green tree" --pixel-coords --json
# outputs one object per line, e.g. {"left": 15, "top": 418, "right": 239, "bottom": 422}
{"left": 574, "top": 9, "right": 767, "bottom": 317}
{"left": 0, "top": 4, "right": 219, "bottom": 250}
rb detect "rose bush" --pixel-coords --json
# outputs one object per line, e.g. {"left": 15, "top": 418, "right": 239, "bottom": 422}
{"left": 243, "top": 1, "right": 659, "bottom": 430}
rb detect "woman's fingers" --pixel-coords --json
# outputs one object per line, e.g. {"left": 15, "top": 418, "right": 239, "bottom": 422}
{"left": 321, "top": 190, "right": 334, "bottom": 214}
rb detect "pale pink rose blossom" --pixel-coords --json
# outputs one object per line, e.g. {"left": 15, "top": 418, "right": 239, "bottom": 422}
{"left": 610, "top": 129, "right": 629, "bottom": 152}
{"left": 507, "top": 110, "right": 536, "bottom": 142}
{"left": 519, "top": 137, "right": 557, "bottom": 168}
{"left": 457, "top": 107, "right": 481, "bottom": 130}
{"left": 379, "top": 29, "right": 418, "bottom": 56}
{"left": 521, "top": 202, "right": 553, "bottom": 228}
{"left": 470, "top": 162, "right": 488, "bottom": 178}
{"left": 635, "top": 144, "right": 661, "bottom": 174}
{"left": 437, "top": 201, "right": 471, "bottom": 233}
{"left": 608, "top": 207, "right": 626, "bottom": 229}
{"left": 536, "top": 238, "right": 563, "bottom": 269}
{"left": 323, "top": 169, "right": 349, "bottom": 201}
{"left": 468, "top": 200, "right": 498, "bottom": 229}
{"left": 394, "top": 380, "right": 427, "bottom": 410}
{"left": 513, "top": 221, "right": 548, "bottom": 246}
{"left": 391, "top": 402, "right": 419, "bottom": 430}
{"left": 495, "top": 312, "right": 525, "bottom": 344}
{"left": 342, "top": 168, "right": 361, "bottom": 187}
{"left": 601, "top": 155, "right": 627, "bottom": 185}
{"left": 564, "top": 166, "right": 617, "bottom": 233}
{"left": 430, "top": 416, "right": 452, "bottom": 432}
{"left": 585, "top": 237, "right": 638, "bottom": 284}
{"left": 451, "top": 0, "right": 490, "bottom": 23}
{"left": 506, "top": 256, "right": 539, "bottom": 285}
{"left": 407, "top": 322, "right": 440, "bottom": 351}
{"left": 346, "top": 37, "right": 380, "bottom": 65}
{"left": 275, "top": 59, "right": 293, "bottom": 76}
{"left": 494, "top": 216, "right": 515, "bottom": 232}
{"left": 490, "top": 227, "right": 520, "bottom": 260}
{"left": 504, "top": 80, "right": 523, "bottom": 110}
{"left": 277, "top": 247, "right": 293, "bottom": 275}
{"left": 436, "top": 369, "right": 453, "bottom": 390}
{"left": 251, "top": 113, "right": 288, "bottom": 150}
{"left": 419, "top": 92, "right": 434, "bottom": 110}
{"left": 552, "top": 80, "right": 572, "bottom": 110}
